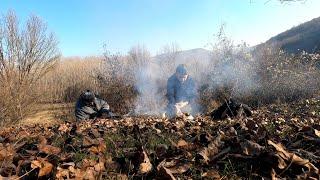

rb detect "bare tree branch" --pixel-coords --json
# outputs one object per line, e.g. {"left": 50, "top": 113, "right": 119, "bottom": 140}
{"left": 0, "top": 10, "right": 60, "bottom": 124}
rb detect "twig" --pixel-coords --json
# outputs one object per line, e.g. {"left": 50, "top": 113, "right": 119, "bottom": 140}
{"left": 279, "top": 155, "right": 294, "bottom": 176}
{"left": 210, "top": 147, "right": 231, "bottom": 162}
{"left": 224, "top": 98, "right": 235, "bottom": 118}
{"left": 296, "top": 149, "right": 320, "bottom": 160}
{"left": 14, "top": 167, "right": 37, "bottom": 180}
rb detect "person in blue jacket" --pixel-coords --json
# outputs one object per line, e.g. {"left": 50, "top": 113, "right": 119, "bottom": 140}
{"left": 166, "top": 64, "right": 197, "bottom": 117}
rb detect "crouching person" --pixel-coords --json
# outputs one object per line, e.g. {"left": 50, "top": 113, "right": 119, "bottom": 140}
{"left": 166, "top": 64, "right": 197, "bottom": 118}
{"left": 75, "top": 90, "right": 112, "bottom": 120}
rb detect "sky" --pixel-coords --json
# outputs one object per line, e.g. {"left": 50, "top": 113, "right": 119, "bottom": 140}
{"left": 1, "top": 0, "right": 320, "bottom": 57}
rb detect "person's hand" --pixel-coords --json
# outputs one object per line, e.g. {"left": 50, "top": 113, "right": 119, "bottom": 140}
{"left": 174, "top": 103, "right": 185, "bottom": 116}
{"left": 100, "top": 112, "right": 111, "bottom": 118}
{"left": 175, "top": 101, "right": 188, "bottom": 108}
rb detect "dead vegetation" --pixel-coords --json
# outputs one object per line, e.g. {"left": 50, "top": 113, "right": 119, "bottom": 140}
{"left": 0, "top": 10, "right": 319, "bottom": 179}
{"left": 0, "top": 97, "right": 319, "bottom": 179}
{"left": 0, "top": 11, "right": 60, "bottom": 125}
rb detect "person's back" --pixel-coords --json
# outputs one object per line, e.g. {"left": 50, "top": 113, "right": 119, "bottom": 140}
{"left": 75, "top": 90, "right": 111, "bottom": 120}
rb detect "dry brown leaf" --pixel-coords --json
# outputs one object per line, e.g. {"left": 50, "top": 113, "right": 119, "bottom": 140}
{"left": 38, "top": 144, "right": 61, "bottom": 154}
{"left": 314, "top": 129, "right": 320, "bottom": 138}
{"left": 58, "top": 124, "right": 70, "bottom": 133}
{"left": 167, "top": 163, "right": 191, "bottom": 174}
{"left": 0, "top": 175, "right": 19, "bottom": 180}
{"left": 82, "top": 158, "right": 96, "bottom": 168}
{"left": 88, "top": 146, "right": 100, "bottom": 154}
{"left": 31, "top": 160, "right": 41, "bottom": 168}
{"left": 157, "top": 165, "right": 176, "bottom": 180}
{"left": 241, "top": 140, "right": 265, "bottom": 156}
{"left": 177, "top": 139, "right": 188, "bottom": 147}
{"left": 198, "top": 134, "right": 222, "bottom": 164}
{"left": 68, "top": 166, "right": 76, "bottom": 173}
{"left": 104, "top": 156, "right": 121, "bottom": 171}
{"left": 91, "top": 128, "right": 101, "bottom": 138}
{"left": 31, "top": 160, "right": 53, "bottom": 177}
{"left": 0, "top": 145, "right": 15, "bottom": 161}
{"left": 94, "top": 162, "right": 105, "bottom": 172}
{"left": 74, "top": 168, "right": 86, "bottom": 179}
{"left": 83, "top": 167, "right": 97, "bottom": 180}
{"left": 270, "top": 168, "right": 277, "bottom": 180}
{"left": 160, "top": 159, "right": 191, "bottom": 174}
{"left": 175, "top": 139, "right": 196, "bottom": 151}
{"left": 98, "top": 141, "right": 107, "bottom": 152}
{"left": 38, "top": 136, "right": 48, "bottom": 145}
{"left": 268, "top": 140, "right": 319, "bottom": 175}
{"left": 56, "top": 167, "right": 70, "bottom": 179}
{"left": 201, "top": 169, "right": 220, "bottom": 179}
{"left": 107, "top": 173, "right": 128, "bottom": 180}
{"left": 82, "top": 136, "right": 99, "bottom": 147}
{"left": 139, "top": 150, "right": 153, "bottom": 174}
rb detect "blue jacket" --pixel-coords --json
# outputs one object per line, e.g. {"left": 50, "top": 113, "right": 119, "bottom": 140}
{"left": 166, "top": 74, "right": 196, "bottom": 104}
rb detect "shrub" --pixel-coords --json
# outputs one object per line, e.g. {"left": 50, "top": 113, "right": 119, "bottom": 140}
{"left": 0, "top": 11, "right": 60, "bottom": 125}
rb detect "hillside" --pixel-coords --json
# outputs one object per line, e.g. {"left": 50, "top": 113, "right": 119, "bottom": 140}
{"left": 152, "top": 48, "right": 213, "bottom": 64}
{"left": 263, "top": 16, "right": 320, "bottom": 54}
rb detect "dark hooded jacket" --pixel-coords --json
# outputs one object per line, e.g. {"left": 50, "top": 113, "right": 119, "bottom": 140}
{"left": 166, "top": 74, "right": 196, "bottom": 104}
{"left": 211, "top": 98, "right": 252, "bottom": 120}
{"left": 75, "top": 97, "right": 110, "bottom": 120}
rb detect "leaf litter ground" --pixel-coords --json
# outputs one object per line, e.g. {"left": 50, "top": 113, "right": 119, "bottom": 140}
{"left": 0, "top": 98, "right": 319, "bottom": 179}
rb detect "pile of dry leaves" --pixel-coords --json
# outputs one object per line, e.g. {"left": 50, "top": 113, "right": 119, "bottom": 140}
{"left": 0, "top": 98, "right": 319, "bottom": 179}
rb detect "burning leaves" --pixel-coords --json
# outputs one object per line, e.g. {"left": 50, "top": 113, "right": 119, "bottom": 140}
{"left": 0, "top": 98, "right": 319, "bottom": 179}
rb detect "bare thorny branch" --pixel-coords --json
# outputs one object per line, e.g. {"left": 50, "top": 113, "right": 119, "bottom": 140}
{"left": 0, "top": 10, "right": 60, "bottom": 124}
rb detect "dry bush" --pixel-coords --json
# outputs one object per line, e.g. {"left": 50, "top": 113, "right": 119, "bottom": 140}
{"left": 198, "top": 26, "right": 320, "bottom": 110}
{"left": 38, "top": 56, "right": 102, "bottom": 103}
{"left": 33, "top": 57, "right": 105, "bottom": 122}
{"left": 35, "top": 24, "right": 320, "bottom": 119}
{"left": 0, "top": 11, "right": 60, "bottom": 125}
{"left": 93, "top": 47, "right": 138, "bottom": 114}
{"left": 254, "top": 46, "right": 320, "bottom": 104}
{"left": 198, "top": 26, "right": 257, "bottom": 110}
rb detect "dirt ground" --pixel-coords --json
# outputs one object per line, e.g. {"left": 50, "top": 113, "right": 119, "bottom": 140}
{"left": 20, "top": 103, "right": 75, "bottom": 125}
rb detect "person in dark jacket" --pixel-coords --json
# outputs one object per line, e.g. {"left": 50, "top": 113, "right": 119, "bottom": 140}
{"left": 75, "top": 90, "right": 112, "bottom": 120}
{"left": 211, "top": 98, "right": 252, "bottom": 120}
{"left": 166, "top": 64, "right": 197, "bottom": 117}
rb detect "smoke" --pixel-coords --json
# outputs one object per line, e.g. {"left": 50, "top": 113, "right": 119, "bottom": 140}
{"left": 208, "top": 44, "right": 258, "bottom": 99}
{"left": 131, "top": 37, "right": 259, "bottom": 115}
{"left": 131, "top": 44, "right": 219, "bottom": 115}
{"left": 128, "top": 45, "right": 167, "bottom": 115}
{"left": 129, "top": 27, "right": 320, "bottom": 115}
{"left": 133, "top": 61, "right": 166, "bottom": 115}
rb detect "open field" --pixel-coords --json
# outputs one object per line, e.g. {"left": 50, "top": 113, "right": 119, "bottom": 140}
{"left": 0, "top": 6, "right": 320, "bottom": 180}
{"left": 20, "top": 103, "right": 74, "bottom": 126}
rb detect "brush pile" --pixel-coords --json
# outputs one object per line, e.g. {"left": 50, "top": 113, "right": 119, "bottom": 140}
{"left": 0, "top": 98, "right": 319, "bottom": 179}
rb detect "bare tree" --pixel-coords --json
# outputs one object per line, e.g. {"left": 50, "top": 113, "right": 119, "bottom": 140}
{"left": 128, "top": 45, "right": 151, "bottom": 70}
{"left": 0, "top": 10, "right": 60, "bottom": 125}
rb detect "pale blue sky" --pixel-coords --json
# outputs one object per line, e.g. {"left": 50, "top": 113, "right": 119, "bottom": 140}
{"left": 1, "top": 0, "right": 320, "bottom": 56}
